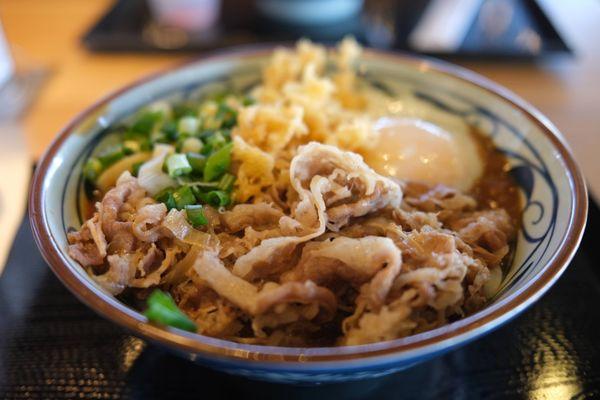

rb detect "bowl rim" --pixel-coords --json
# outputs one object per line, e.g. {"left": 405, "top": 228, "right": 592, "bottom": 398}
{"left": 29, "top": 45, "right": 588, "bottom": 366}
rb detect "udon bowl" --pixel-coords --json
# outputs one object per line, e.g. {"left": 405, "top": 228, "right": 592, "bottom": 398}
{"left": 29, "top": 46, "right": 587, "bottom": 384}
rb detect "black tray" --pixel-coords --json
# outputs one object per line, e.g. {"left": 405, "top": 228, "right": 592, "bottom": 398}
{"left": 83, "top": 0, "right": 572, "bottom": 60}
{"left": 0, "top": 198, "right": 598, "bottom": 399}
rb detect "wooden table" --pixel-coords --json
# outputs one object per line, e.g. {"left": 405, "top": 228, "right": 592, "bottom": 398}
{"left": 1, "top": 0, "right": 599, "bottom": 197}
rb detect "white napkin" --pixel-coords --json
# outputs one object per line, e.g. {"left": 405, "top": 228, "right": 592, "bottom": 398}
{"left": 0, "top": 22, "right": 45, "bottom": 274}
{"left": 0, "top": 121, "right": 30, "bottom": 273}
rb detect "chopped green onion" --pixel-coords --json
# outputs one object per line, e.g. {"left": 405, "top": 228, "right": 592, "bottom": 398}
{"left": 199, "top": 190, "right": 230, "bottom": 207}
{"left": 144, "top": 290, "right": 197, "bottom": 332}
{"left": 199, "top": 130, "right": 216, "bottom": 141}
{"left": 175, "top": 134, "right": 189, "bottom": 153}
{"left": 185, "top": 204, "right": 208, "bottom": 227}
{"left": 190, "top": 185, "right": 202, "bottom": 200}
{"left": 122, "top": 140, "right": 141, "bottom": 155}
{"left": 173, "top": 103, "right": 196, "bottom": 119}
{"left": 186, "top": 152, "right": 206, "bottom": 174}
{"left": 131, "top": 111, "right": 163, "bottom": 135}
{"left": 132, "top": 161, "right": 144, "bottom": 177}
{"left": 123, "top": 129, "right": 146, "bottom": 142}
{"left": 211, "top": 91, "right": 229, "bottom": 103}
{"left": 173, "top": 186, "right": 196, "bottom": 210}
{"left": 242, "top": 96, "right": 255, "bottom": 106}
{"left": 204, "top": 142, "right": 233, "bottom": 181}
{"left": 205, "top": 131, "right": 227, "bottom": 151}
{"left": 161, "top": 120, "right": 179, "bottom": 141}
{"left": 155, "top": 188, "right": 177, "bottom": 210}
{"left": 200, "top": 145, "right": 212, "bottom": 156}
{"left": 97, "top": 146, "right": 124, "bottom": 168}
{"left": 178, "top": 116, "right": 200, "bottom": 136}
{"left": 216, "top": 103, "right": 237, "bottom": 129}
{"left": 165, "top": 153, "right": 192, "bottom": 178}
{"left": 185, "top": 180, "right": 219, "bottom": 188}
{"left": 218, "top": 173, "right": 235, "bottom": 191}
{"left": 83, "top": 157, "right": 103, "bottom": 182}
{"left": 180, "top": 137, "right": 203, "bottom": 154}
{"left": 220, "top": 128, "right": 232, "bottom": 139}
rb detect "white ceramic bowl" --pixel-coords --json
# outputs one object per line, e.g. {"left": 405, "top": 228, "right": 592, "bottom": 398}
{"left": 30, "top": 46, "right": 587, "bottom": 384}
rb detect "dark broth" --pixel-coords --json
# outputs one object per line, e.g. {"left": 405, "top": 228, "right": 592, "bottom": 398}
{"left": 469, "top": 126, "right": 522, "bottom": 227}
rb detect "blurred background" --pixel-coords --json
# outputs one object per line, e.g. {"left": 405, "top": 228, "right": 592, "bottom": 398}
{"left": 0, "top": 0, "right": 598, "bottom": 191}
{"left": 0, "top": 0, "right": 599, "bottom": 398}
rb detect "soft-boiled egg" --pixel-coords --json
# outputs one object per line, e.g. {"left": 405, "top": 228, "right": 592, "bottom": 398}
{"left": 363, "top": 117, "right": 483, "bottom": 191}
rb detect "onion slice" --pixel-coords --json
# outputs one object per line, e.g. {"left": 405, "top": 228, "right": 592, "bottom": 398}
{"left": 162, "top": 209, "right": 216, "bottom": 248}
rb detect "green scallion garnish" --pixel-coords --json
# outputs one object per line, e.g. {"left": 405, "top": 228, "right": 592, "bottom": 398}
{"left": 180, "top": 137, "right": 203, "bottom": 154}
{"left": 155, "top": 188, "right": 177, "bottom": 210}
{"left": 85, "top": 92, "right": 244, "bottom": 211}
{"left": 144, "top": 290, "right": 197, "bottom": 332}
{"left": 178, "top": 116, "right": 200, "bottom": 136}
{"left": 165, "top": 153, "right": 192, "bottom": 178}
{"left": 199, "top": 190, "right": 230, "bottom": 207}
{"left": 131, "top": 111, "right": 163, "bottom": 135}
{"left": 83, "top": 158, "right": 103, "bottom": 182}
{"left": 217, "top": 173, "right": 235, "bottom": 191}
{"left": 172, "top": 186, "right": 196, "bottom": 210}
{"left": 97, "top": 146, "right": 125, "bottom": 168}
{"left": 204, "top": 142, "right": 233, "bottom": 181}
{"left": 161, "top": 120, "right": 179, "bottom": 141}
{"left": 242, "top": 96, "right": 255, "bottom": 106}
{"left": 186, "top": 152, "right": 206, "bottom": 174}
{"left": 173, "top": 103, "right": 196, "bottom": 119}
{"left": 216, "top": 103, "right": 237, "bottom": 129}
{"left": 185, "top": 204, "right": 208, "bottom": 227}
{"left": 205, "top": 131, "right": 227, "bottom": 151}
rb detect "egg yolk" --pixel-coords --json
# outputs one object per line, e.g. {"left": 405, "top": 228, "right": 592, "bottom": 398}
{"left": 364, "top": 117, "right": 473, "bottom": 190}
